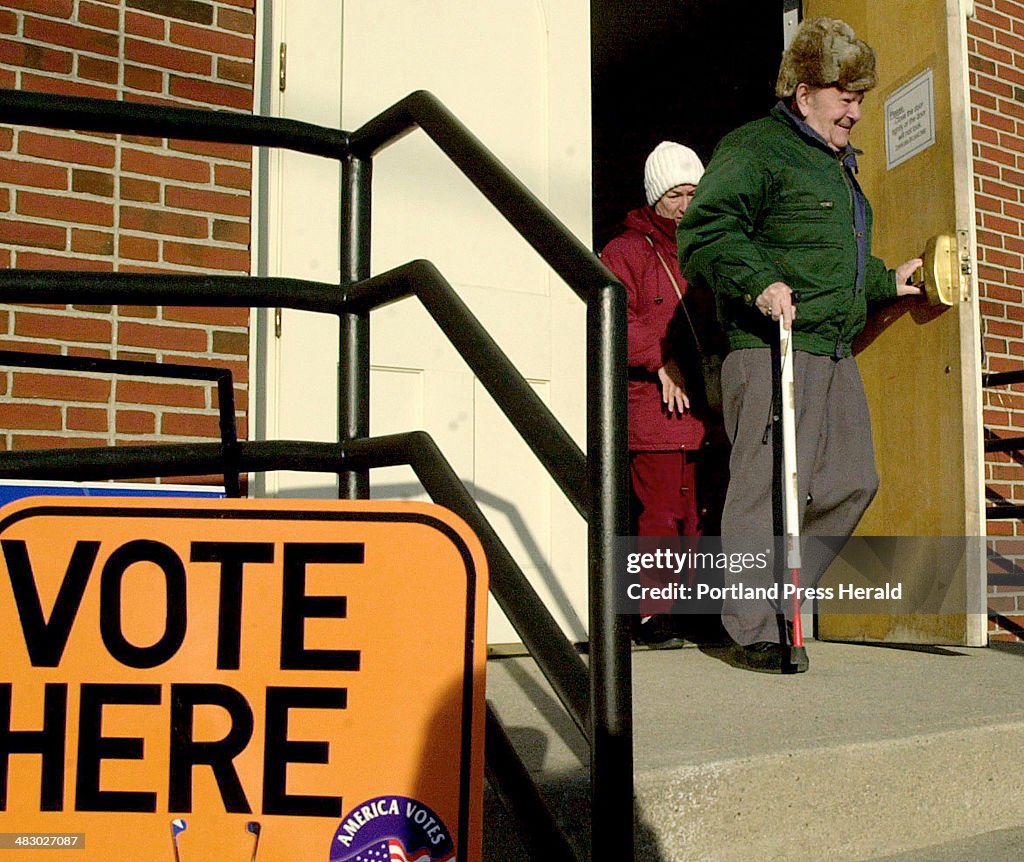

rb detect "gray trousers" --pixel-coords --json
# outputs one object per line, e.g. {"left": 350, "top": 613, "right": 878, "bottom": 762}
{"left": 720, "top": 348, "right": 879, "bottom": 645}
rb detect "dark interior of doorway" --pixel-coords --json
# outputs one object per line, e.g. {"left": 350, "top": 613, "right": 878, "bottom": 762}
{"left": 591, "top": 0, "right": 785, "bottom": 249}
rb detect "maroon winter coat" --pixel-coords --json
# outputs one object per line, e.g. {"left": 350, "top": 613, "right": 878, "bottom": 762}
{"left": 601, "top": 206, "right": 709, "bottom": 451}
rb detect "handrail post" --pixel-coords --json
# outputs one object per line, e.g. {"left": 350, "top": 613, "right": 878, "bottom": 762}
{"left": 339, "top": 153, "right": 372, "bottom": 499}
{"left": 587, "top": 282, "right": 632, "bottom": 862}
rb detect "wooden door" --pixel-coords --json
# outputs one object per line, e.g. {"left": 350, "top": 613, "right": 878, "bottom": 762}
{"left": 805, "top": 0, "right": 986, "bottom": 644}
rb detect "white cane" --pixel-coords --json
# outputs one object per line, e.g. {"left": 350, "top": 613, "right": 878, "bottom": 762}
{"left": 779, "top": 317, "right": 808, "bottom": 668}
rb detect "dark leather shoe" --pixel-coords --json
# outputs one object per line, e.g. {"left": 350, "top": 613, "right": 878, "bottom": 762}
{"left": 633, "top": 615, "right": 685, "bottom": 650}
{"left": 730, "top": 641, "right": 809, "bottom": 674}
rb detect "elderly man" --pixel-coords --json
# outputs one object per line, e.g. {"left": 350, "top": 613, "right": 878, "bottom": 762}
{"left": 678, "top": 17, "right": 922, "bottom": 672}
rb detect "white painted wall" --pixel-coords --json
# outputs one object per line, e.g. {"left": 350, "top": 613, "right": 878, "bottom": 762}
{"left": 258, "top": 1, "right": 594, "bottom": 643}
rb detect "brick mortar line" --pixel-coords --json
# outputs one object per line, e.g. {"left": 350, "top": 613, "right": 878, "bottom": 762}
{"left": 7, "top": 397, "right": 226, "bottom": 410}
{"left": 3, "top": 40, "right": 125, "bottom": 65}
{"left": 121, "top": 152, "right": 254, "bottom": 167}
{"left": 962, "top": 229, "right": 1017, "bottom": 242}
{"left": 121, "top": 233, "right": 252, "bottom": 248}
{"left": 968, "top": 16, "right": 1024, "bottom": 36}
{"left": 118, "top": 179, "right": 254, "bottom": 197}
{"left": 11, "top": 430, "right": 226, "bottom": 440}
{"left": 971, "top": 70, "right": 1024, "bottom": 89}
{"left": 971, "top": 106, "right": 1024, "bottom": 123}
{"left": 2, "top": 371, "right": 249, "bottom": 384}
{"left": 970, "top": 152, "right": 1024, "bottom": 170}
{"left": 0, "top": 344, "right": 249, "bottom": 364}
{"left": 971, "top": 77, "right": 1024, "bottom": 97}
{"left": 2, "top": 80, "right": 254, "bottom": 116}
{"left": 11, "top": 63, "right": 254, "bottom": 90}
{"left": 971, "top": 219, "right": 1020, "bottom": 230}
{"left": 974, "top": 284, "right": 1024, "bottom": 294}
{"left": 4, "top": 204, "right": 253, "bottom": 226}
{"left": 975, "top": 255, "right": 1024, "bottom": 266}
{"left": 127, "top": 19, "right": 257, "bottom": 37}
{"left": 8, "top": 354, "right": 249, "bottom": 371}
{"left": 122, "top": 91, "right": 253, "bottom": 111}
{"left": 975, "top": 280, "right": 1024, "bottom": 289}
{"left": 0, "top": 243, "right": 258, "bottom": 263}
{"left": 118, "top": 158, "right": 253, "bottom": 174}
{"left": 971, "top": 135, "right": 1024, "bottom": 152}
{"left": 973, "top": 171, "right": 1024, "bottom": 187}
{"left": 125, "top": 65, "right": 254, "bottom": 84}
{"left": 4, "top": 314, "right": 246, "bottom": 336}
{"left": 120, "top": 28, "right": 258, "bottom": 56}
{"left": 122, "top": 225, "right": 253, "bottom": 239}
{"left": 0, "top": 219, "right": 252, "bottom": 248}
{"left": 8, "top": 128, "right": 254, "bottom": 166}
{"left": 4, "top": 9, "right": 255, "bottom": 41}
{"left": 116, "top": 261, "right": 249, "bottom": 274}
{"left": 967, "top": 32, "right": 1024, "bottom": 55}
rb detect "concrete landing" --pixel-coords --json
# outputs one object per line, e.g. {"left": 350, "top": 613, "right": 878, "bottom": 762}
{"left": 484, "top": 639, "right": 1024, "bottom": 861}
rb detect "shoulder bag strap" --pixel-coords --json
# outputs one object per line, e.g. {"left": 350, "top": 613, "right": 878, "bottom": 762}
{"left": 644, "top": 234, "right": 707, "bottom": 358}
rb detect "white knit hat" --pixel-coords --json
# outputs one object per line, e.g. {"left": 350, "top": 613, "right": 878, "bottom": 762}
{"left": 643, "top": 141, "right": 705, "bottom": 205}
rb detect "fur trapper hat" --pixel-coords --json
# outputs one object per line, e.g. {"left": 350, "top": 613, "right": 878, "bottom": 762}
{"left": 775, "top": 17, "right": 876, "bottom": 98}
{"left": 644, "top": 141, "right": 704, "bottom": 205}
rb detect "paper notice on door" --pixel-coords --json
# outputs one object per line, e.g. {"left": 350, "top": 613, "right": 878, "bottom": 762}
{"left": 885, "top": 68, "right": 936, "bottom": 170}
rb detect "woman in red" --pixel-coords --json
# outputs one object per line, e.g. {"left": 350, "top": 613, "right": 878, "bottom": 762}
{"left": 601, "top": 141, "right": 717, "bottom": 648}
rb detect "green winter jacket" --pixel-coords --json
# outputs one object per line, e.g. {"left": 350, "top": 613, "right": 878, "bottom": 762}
{"left": 678, "top": 102, "right": 898, "bottom": 358}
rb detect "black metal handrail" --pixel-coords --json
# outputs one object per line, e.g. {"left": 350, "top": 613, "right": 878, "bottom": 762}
{"left": 984, "top": 436, "right": 1024, "bottom": 454}
{"left": 343, "top": 259, "right": 588, "bottom": 517}
{"left": 0, "top": 88, "right": 348, "bottom": 157}
{"left": 0, "top": 269, "right": 338, "bottom": 311}
{"left": 0, "top": 350, "right": 242, "bottom": 496}
{"left": 0, "top": 86, "right": 631, "bottom": 861}
{"left": 982, "top": 369, "right": 1024, "bottom": 388}
{"left": 349, "top": 91, "right": 616, "bottom": 301}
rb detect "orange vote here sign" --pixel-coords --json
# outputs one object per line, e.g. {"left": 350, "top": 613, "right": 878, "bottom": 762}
{"left": 0, "top": 497, "right": 487, "bottom": 861}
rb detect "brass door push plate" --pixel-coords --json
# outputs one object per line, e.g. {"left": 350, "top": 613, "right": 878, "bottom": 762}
{"left": 911, "top": 233, "right": 969, "bottom": 307}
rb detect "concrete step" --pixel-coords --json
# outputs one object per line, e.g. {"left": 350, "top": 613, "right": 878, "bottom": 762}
{"left": 484, "top": 639, "right": 1024, "bottom": 861}
{"left": 866, "top": 825, "right": 1024, "bottom": 861}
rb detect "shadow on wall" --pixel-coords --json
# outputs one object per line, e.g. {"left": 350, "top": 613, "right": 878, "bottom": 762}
{"left": 372, "top": 480, "right": 587, "bottom": 642}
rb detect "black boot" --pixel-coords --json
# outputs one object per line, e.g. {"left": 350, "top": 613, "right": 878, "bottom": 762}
{"left": 633, "top": 615, "right": 685, "bottom": 650}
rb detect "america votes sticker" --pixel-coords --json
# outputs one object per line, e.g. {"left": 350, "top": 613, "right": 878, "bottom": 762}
{"left": 330, "top": 795, "right": 454, "bottom": 861}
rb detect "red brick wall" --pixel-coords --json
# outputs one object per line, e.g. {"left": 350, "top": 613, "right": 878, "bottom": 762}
{"left": 0, "top": 0, "right": 254, "bottom": 477}
{"left": 968, "top": 0, "right": 1024, "bottom": 639}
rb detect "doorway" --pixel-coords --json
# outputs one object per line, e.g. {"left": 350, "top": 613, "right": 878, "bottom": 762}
{"left": 591, "top": 0, "right": 784, "bottom": 248}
